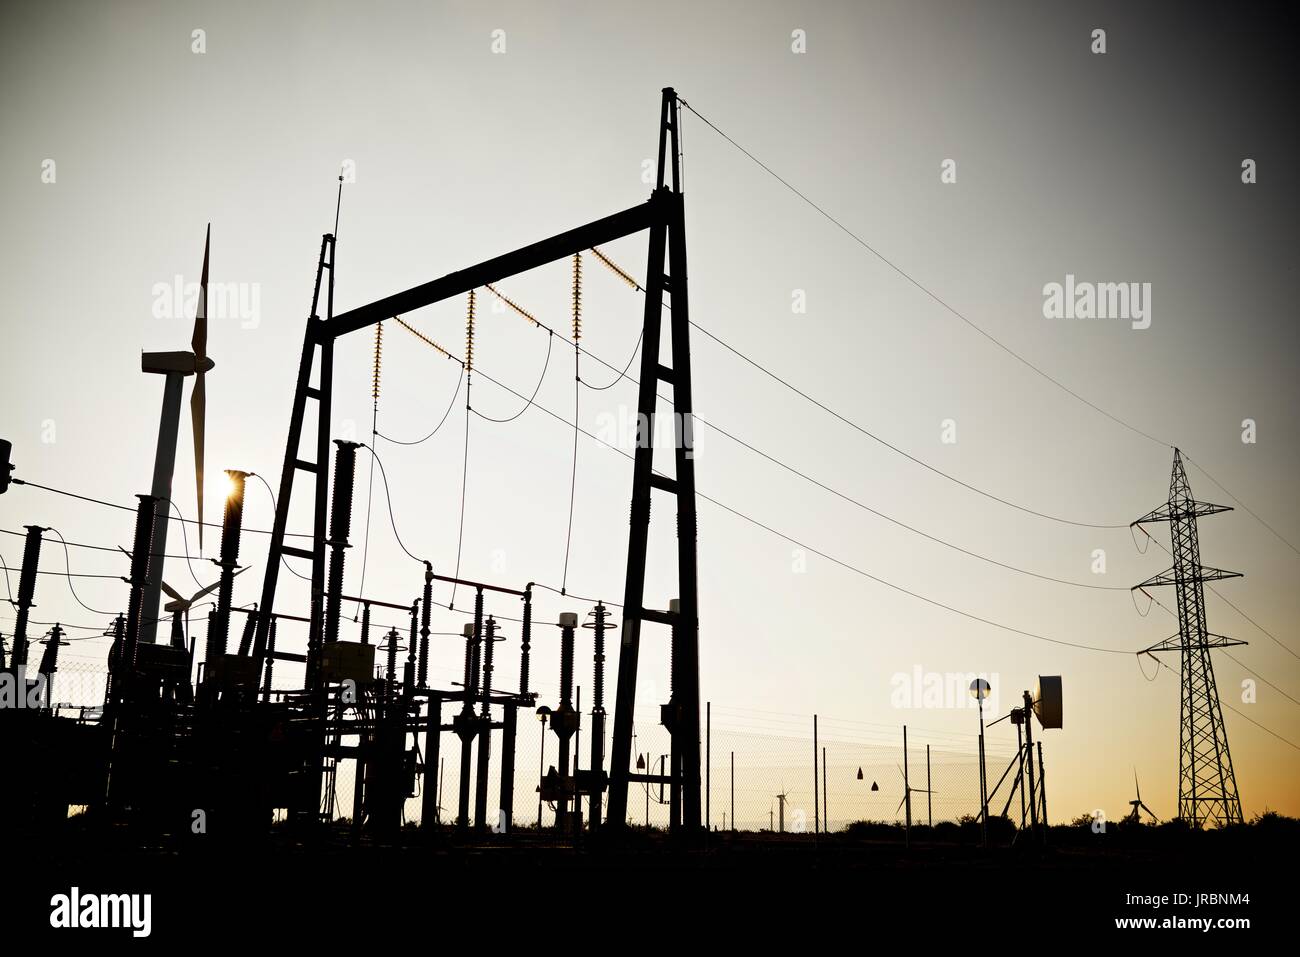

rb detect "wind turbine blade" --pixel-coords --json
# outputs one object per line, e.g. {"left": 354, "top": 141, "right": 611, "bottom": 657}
{"left": 896, "top": 795, "right": 907, "bottom": 814}
{"left": 191, "top": 370, "right": 205, "bottom": 553}
{"left": 159, "top": 579, "right": 184, "bottom": 603}
{"left": 192, "top": 224, "right": 209, "bottom": 359}
{"left": 190, "top": 565, "right": 247, "bottom": 603}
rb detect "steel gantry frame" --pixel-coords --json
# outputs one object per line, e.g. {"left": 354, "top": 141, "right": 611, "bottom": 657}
{"left": 252, "top": 88, "right": 702, "bottom": 832}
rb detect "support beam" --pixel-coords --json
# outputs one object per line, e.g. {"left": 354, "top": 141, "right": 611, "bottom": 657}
{"left": 500, "top": 702, "right": 517, "bottom": 833}
{"left": 327, "top": 202, "right": 661, "bottom": 340}
{"left": 422, "top": 693, "right": 442, "bottom": 827}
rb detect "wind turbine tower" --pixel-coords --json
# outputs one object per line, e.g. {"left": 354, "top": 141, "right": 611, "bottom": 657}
{"left": 138, "top": 226, "right": 213, "bottom": 644}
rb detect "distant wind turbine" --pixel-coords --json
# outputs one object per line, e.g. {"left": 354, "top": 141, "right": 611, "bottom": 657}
{"left": 1126, "top": 769, "right": 1160, "bottom": 824}
{"left": 775, "top": 784, "right": 791, "bottom": 833}
{"left": 160, "top": 568, "right": 245, "bottom": 649}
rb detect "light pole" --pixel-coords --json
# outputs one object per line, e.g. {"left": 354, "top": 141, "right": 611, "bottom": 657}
{"left": 970, "top": 677, "right": 991, "bottom": 848}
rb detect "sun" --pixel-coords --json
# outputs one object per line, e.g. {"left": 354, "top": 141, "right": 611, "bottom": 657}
{"left": 223, "top": 471, "right": 242, "bottom": 499}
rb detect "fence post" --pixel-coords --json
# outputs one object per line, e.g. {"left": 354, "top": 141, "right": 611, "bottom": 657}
{"left": 813, "top": 713, "right": 819, "bottom": 834}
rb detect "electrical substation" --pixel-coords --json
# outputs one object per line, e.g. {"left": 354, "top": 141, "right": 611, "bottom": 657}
{"left": 0, "top": 89, "right": 706, "bottom": 846}
{"left": 0, "top": 87, "right": 1272, "bottom": 876}
{"left": 6, "top": 2, "right": 1300, "bottom": 937}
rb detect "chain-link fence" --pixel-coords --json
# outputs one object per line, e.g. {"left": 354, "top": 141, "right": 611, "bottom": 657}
{"left": 42, "top": 661, "right": 1018, "bottom": 832}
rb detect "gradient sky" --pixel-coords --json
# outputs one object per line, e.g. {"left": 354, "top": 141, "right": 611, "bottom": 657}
{"left": 1, "top": 0, "right": 1297, "bottom": 825}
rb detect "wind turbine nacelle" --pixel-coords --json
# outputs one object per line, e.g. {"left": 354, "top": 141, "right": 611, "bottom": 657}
{"left": 141, "top": 351, "right": 214, "bottom": 375}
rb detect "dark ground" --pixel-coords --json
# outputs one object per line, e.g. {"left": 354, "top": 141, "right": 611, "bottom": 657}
{"left": 5, "top": 819, "right": 1287, "bottom": 941}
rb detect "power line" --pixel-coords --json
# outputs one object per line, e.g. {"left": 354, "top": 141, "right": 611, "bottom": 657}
{"left": 359, "top": 443, "right": 426, "bottom": 567}
{"left": 584, "top": 352, "right": 1128, "bottom": 588}
{"left": 382, "top": 335, "right": 1137, "bottom": 651}
{"left": 0, "top": 527, "right": 207, "bottom": 562}
{"left": 0, "top": 605, "right": 210, "bottom": 637}
{"left": 470, "top": 330, "right": 554, "bottom": 424}
{"left": 44, "top": 528, "right": 121, "bottom": 617}
{"left": 530, "top": 581, "right": 621, "bottom": 608}
{"left": 432, "top": 275, "right": 1131, "bottom": 590}
{"left": 592, "top": 328, "right": 1128, "bottom": 586}
{"left": 11, "top": 477, "right": 312, "bottom": 538}
{"left": 0, "top": 551, "right": 14, "bottom": 602}
{"left": 0, "top": 554, "right": 121, "bottom": 583}
{"left": 561, "top": 253, "right": 583, "bottom": 596}
{"left": 160, "top": 495, "right": 208, "bottom": 587}
{"left": 1151, "top": 656, "right": 1299, "bottom": 752}
{"left": 1145, "top": 535, "right": 1299, "bottom": 661}
{"left": 685, "top": 320, "right": 1128, "bottom": 530}
{"left": 581, "top": 331, "right": 642, "bottom": 392}
{"left": 1181, "top": 451, "right": 1300, "bottom": 559}
{"left": 1139, "top": 573, "right": 1300, "bottom": 709}
{"left": 248, "top": 473, "right": 313, "bottom": 584}
{"left": 677, "top": 95, "right": 1299, "bottom": 557}
{"left": 700, "top": 482, "right": 1132, "bottom": 654}
{"left": 376, "top": 367, "right": 463, "bottom": 445}
{"left": 692, "top": 398, "right": 1128, "bottom": 590}
{"left": 450, "top": 403, "right": 470, "bottom": 609}
{"left": 461, "top": 361, "right": 1133, "bottom": 656}
{"left": 452, "top": 293, "right": 477, "bottom": 610}
{"left": 561, "top": 342, "right": 579, "bottom": 594}
{"left": 678, "top": 97, "right": 1169, "bottom": 449}
{"left": 433, "top": 323, "right": 1127, "bottom": 616}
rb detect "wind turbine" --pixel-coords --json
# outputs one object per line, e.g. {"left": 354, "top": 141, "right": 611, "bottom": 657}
{"left": 775, "top": 784, "right": 791, "bottom": 833}
{"left": 1126, "top": 769, "right": 1160, "bottom": 824}
{"left": 896, "top": 762, "right": 932, "bottom": 847}
{"left": 894, "top": 763, "right": 933, "bottom": 814}
{"left": 160, "top": 568, "right": 245, "bottom": 650}
{"left": 138, "top": 225, "right": 214, "bottom": 645}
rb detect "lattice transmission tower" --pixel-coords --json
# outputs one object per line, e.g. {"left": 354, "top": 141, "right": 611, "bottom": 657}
{"left": 1132, "top": 448, "right": 1245, "bottom": 827}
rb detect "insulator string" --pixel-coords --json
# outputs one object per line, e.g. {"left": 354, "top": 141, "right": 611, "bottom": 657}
{"left": 561, "top": 256, "right": 581, "bottom": 594}
{"left": 394, "top": 316, "right": 462, "bottom": 365}
{"left": 465, "top": 290, "right": 476, "bottom": 374}
{"left": 571, "top": 252, "right": 582, "bottom": 343}
{"left": 485, "top": 283, "right": 540, "bottom": 327}
{"left": 451, "top": 291, "right": 476, "bottom": 609}
{"left": 359, "top": 320, "right": 383, "bottom": 601}
{"left": 589, "top": 246, "right": 642, "bottom": 292}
